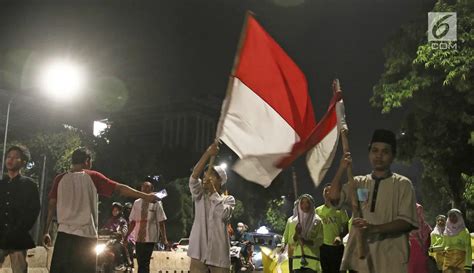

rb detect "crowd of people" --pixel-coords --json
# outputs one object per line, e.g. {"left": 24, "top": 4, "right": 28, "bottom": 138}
{"left": 0, "top": 128, "right": 472, "bottom": 273}
{"left": 277, "top": 129, "right": 472, "bottom": 273}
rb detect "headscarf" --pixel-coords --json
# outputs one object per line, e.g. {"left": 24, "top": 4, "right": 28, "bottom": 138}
{"left": 409, "top": 203, "right": 432, "bottom": 248}
{"left": 292, "top": 194, "right": 320, "bottom": 240}
{"left": 444, "top": 209, "right": 466, "bottom": 236}
{"left": 431, "top": 215, "right": 446, "bottom": 236}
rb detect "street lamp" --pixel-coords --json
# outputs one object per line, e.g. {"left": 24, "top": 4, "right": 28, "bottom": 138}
{"left": 38, "top": 59, "right": 86, "bottom": 101}
{"left": 1, "top": 96, "right": 14, "bottom": 174}
{"left": 1, "top": 58, "right": 86, "bottom": 173}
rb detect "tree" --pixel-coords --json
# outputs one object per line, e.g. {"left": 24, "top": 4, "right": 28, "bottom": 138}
{"left": 371, "top": 0, "right": 473, "bottom": 227}
{"left": 24, "top": 126, "right": 94, "bottom": 174}
{"left": 161, "top": 177, "right": 194, "bottom": 241}
{"left": 264, "top": 199, "right": 288, "bottom": 234}
{"left": 230, "top": 199, "right": 245, "bottom": 227}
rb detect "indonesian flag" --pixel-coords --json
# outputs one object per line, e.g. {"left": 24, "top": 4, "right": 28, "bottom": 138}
{"left": 217, "top": 14, "right": 343, "bottom": 187}
{"left": 277, "top": 90, "right": 347, "bottom": 186}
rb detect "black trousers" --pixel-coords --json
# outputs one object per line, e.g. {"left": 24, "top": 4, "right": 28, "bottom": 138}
{"left": 320, "top": 244, "right": 344, "bottom": 273}
{"left": 50, "top": 232, "right": 96, "bottom": 273}
{"left": 135, "top": 242, "right": 155, "bottom": 273}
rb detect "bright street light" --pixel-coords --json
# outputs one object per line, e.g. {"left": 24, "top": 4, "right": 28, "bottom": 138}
{"left": 2, "top": 58, "right": 86, "bottom": 174}
{"left": 219, "top": 162, "right": 227, "bottom": 170}
{"left": 38, "top": 59, "right": 86, "bottom": 101}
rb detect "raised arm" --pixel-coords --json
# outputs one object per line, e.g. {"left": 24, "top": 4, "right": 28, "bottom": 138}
{"left": 191, "top": 143, "right": 219, "bottom": 179}
{"left": 329, "top": 153, "right": 352, "bottom": 203}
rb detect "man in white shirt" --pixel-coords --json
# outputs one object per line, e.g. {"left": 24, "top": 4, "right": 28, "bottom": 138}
{"left": 187, "top": 143, "right": 236, "bottom": 273}
{"left": 128, "top": 180, "right": 168, "bottom": 273}
{"left": 42, "top": 147, "right": 158, "bottom": 273}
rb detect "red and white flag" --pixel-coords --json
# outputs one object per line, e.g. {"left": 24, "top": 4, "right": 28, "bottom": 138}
{"left": 217, "top": 14, "right": 344, "bottom": 187}
{"left": 277, "top": 90, "right": 347, "bottom": 186}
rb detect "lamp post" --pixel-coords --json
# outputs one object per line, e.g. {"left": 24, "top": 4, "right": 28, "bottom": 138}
{"left": 1, "top": 96, "right": 14, "bottom": 173}
{"left": 1, "top": 58, "right": 86, "bottom": 174}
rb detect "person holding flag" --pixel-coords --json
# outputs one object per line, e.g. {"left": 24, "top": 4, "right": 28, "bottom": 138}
{"left": 187, "top": 143, "right": 236, "bottom": 273}
{"left": 282, "top": 194, "right": 323, "bottom": 273}
{"left": 329, "top": 129, "right": 418, "bottom": 273}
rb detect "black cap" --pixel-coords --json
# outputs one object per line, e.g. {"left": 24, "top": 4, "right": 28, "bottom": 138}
{"left": 369, "top": 129, "right": 397, "bottom": 154}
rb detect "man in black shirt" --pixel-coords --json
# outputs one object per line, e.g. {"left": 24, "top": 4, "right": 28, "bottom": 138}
{"left": 0, "top": 145, "right": 41, "bottom": 273}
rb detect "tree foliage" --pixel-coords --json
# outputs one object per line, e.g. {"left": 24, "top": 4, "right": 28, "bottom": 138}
{"left": 371, "top": 0, "right": 473, "bottom": 227}
{"left": 161, "top": 177, "right": 194, "bottom": 241}
{"left": 264, "top": 199, "right": 288, "bottom": 234}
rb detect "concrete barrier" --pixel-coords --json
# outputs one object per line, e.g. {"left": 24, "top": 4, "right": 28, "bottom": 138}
{"left": 149, "top": 251, "right": 190, "bottom": 272}
{"left": 0, "top": 247, "right": 51, "bottom": 273}
{"left": 1, "top": 248, "right": 192, "bottom": 273}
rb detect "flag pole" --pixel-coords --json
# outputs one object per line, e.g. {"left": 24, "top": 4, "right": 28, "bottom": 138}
{"left": 291, "top": 166, "right": 298, "bottom": 200}
{"left": 333, "top": 79, "right": 368, "bottom": 260}
{"left": 214, "top": 10, "right": 254, "bottom": 140}
{"left": 291, "top": 167, "right": 308, "bottom": 266}
{"left": 206, "top": 11, "right": 254, "bottom": 175}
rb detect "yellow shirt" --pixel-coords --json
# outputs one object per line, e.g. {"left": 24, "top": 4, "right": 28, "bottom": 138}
{"left": 315, "top": 204, "right": 349, "bottom": 246}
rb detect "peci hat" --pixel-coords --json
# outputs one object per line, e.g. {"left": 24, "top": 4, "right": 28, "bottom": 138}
{"left": 369, "top": 129, "right": 397, "bottom": 154}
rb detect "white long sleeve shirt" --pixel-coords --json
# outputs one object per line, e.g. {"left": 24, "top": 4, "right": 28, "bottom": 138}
{"left": 187, "top": 177, "right": 235, "bottom": 268}
{"left": 129, "top": 199, "right": 167, "bottom": 243}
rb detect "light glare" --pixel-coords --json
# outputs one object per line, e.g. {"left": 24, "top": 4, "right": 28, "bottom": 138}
{"left": 93, "top": 120, "right": 108, "bottom": 137}
{"left": 95, "top": 244, "right": 106, "bottom": 255}
{"left": 39, "top": 60, "right": 85, "bottom": 100}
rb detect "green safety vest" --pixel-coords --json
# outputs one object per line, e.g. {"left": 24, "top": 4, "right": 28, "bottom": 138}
{"left": 282, "top": 217, "right": 323, "bottom": 272}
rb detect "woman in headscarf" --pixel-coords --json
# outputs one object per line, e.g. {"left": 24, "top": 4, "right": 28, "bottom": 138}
{"left": 442, "top": 209, "right": 472, "bottom": 273}
{"left": 408, "top": 203, "right": 432, "bottom": 273}
{"left": 430, "top": 214, "right": 447, "bottom": 271}
{"left": 282, "top": 194, "right": 324, "bottom": 273}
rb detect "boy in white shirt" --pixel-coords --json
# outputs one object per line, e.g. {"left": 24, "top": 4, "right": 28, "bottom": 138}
{"left": 187, "top": 143, "right": 236, "bottom": 273}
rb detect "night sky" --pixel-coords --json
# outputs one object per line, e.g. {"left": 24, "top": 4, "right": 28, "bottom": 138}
{"left": 0, "top": 0, "right": 433, "bottom": 200}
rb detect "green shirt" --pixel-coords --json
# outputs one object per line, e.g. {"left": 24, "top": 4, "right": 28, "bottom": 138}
{"left": 315, "top": 204, "right": 349, "bottom": 246}
{"left": 430, "top": 232, "right": 444, "bottom": 252}
{"left": 282, "top": 216, "right": 323, "bottom": 271}
{"left": 443, "top": 228, "right": 472, "bottom": 270}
